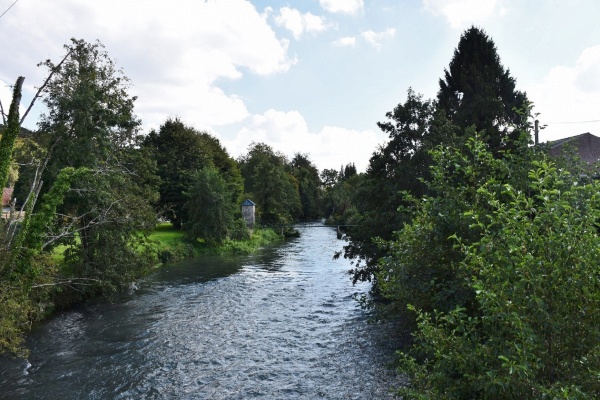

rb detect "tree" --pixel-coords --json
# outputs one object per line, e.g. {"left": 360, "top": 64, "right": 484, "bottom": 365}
{"left": 144, "top": 118, "right": 242, "bottom": 229}
{"left": 183, "top": 166, "right": 238, "bottom": 244}
{"left": 340, "top": 89, "right": 439, "bottom": 283}
{"left": 289, "top": 153, "right": 322, "bottom": 220}
{"left": 32, "top": 39, "right": 158, "bottom": 293}
{"left": 437, "top": 26, "right": 528, "bottom": 153}
{"left": 0, "top": 77, "right": 24, "bottom": 190}
{"left": 238, "top": 143, "right": 300, "bottom": 225}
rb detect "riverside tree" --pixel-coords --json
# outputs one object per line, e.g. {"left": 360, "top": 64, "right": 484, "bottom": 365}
{"left": 238, "top": 143, "right": 300, "bottom": 225}
{"left": 437, "top": 26, "right": 529, "bottom": 153}
{"left": 340, "top": 89, "right": 439, "bottom": 282}
{"left": 29, "top": 39, "right": 158, "bottom": 295}
{"left": 341, "top": 27, "right": 529, "bottom": 284}
{"left": 289, "top": 153, "right": 322, "bottom": 220}
{"left": 386, "top": 137, "right": 600, "bottom": 398}
{"left": 183, "top": 165, "right": 240, "bottom": 244}
{"left": 143, "top": 118, "right": 242, "bottom": 230}
{"left": 1, "top": 38, "right": 158, "bottom": 353}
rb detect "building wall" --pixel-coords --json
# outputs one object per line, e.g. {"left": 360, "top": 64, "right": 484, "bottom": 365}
{"left": 242, "top": 205, "right": 255, "bottom": 228}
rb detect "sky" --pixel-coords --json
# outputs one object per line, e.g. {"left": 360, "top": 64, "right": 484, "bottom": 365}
{"left": 1, "top": 0, "right": 600, "bottom": 172}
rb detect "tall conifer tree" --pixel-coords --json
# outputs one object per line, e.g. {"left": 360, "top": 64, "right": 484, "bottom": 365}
{"left": 437, "top": 26, "right": 528, "bottom": 153}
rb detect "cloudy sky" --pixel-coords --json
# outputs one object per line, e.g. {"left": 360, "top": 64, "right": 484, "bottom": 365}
{"left": 1, "top": 0, "right": 600, "bottom": 171}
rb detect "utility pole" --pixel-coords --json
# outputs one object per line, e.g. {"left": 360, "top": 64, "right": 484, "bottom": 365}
{"left": 534, "top": 119, "right": 539, "bottom": 146}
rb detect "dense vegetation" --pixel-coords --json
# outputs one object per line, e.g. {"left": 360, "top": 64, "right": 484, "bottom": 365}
{"left": 0, "top": 39, "right": 324, "bottom": 356}
{"left": 335, "top": 27, "right": 598, "bottom": 398}
{"left": 1, "top": 26, "right": 598, "bottom": 398}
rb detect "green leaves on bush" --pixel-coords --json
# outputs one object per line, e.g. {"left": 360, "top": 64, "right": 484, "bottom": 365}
{"left": 381, "top": 136, "right": 599, "bottom": 398}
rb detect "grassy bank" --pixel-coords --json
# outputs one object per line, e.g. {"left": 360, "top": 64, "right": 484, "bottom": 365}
{"left": 146, "top": 223, "right": 282, "bottom": 265}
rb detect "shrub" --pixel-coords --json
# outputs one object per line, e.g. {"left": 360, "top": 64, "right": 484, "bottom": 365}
{"left": 395, "top": 160, "right": 600, "bottom": 399}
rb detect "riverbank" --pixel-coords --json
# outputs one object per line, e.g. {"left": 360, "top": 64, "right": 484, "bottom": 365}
{"left": 146, "top": 223, "right": 283, "bottom": 265}
{"left": 1, "top": 223, "right": 284, "bottom": 357}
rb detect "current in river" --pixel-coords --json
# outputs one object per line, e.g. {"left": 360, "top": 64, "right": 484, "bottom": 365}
{"left": 1, "top": 224, "right": 401, "bottom": 399}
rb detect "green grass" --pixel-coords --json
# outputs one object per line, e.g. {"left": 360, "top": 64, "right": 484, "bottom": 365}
{"left": 148, "top": 222, "right": 184, "bottom": 246}
{"left": 146, "top": 222, "right": 282, "bottom": 263}
{"left": 50, "top": 222, "right": 282, "bottom": 267}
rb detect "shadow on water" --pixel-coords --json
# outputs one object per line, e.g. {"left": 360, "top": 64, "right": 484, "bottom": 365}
{"left": 0, "top": 225, "right": 403, "bottom": 399}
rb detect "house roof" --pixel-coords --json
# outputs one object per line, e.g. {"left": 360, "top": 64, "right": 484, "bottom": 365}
{"left": 241, "top": 199, "right": 256, "bottom": 206}
{"left": 547, "top": 132, "right": 600, "bottom": 164}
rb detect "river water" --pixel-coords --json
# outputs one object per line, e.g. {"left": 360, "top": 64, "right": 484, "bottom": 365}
{"left": 1, "top": 224, "right": 401, "bottom": 399}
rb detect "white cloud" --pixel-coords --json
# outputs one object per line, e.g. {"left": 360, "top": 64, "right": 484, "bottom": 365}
{"left": 333, "top": 36, "right": 357, "bottom": 47}
{"left": 319, "top": 0, "right": 364, "bottom": 15}
{"left": 527, "top": 45, "right": 600, "bottom": 142}
{"left": 422, "top": 0, "right": 508, "bottom": 29}
{"left": 223, "top": 109, "right": 381, "bottom": 171}
{"left": 361, "top": 28, "right": 396, "bottom": 50}
{"left": 0, "top": 0, "right": 295, "bottom": 130}
{"left": 274, "top": 7, "right": 331, "bottom": 39}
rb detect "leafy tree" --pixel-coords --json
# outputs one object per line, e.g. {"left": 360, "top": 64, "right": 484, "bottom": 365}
{"left": 340, "top": 89, "right": 441, "bottom": 283}
{"left": 31, "top": 39, "right": 158, "bottom": 293}
{"left": 144, "top": 118, "right": 242, "bottom": 229}
{"left": 320, "top": 168, "right": 339, "bottom": 189}
{"left": 321, "top": 164, "right": 363, "bottom": 227}
{"left": 289, "top": 153, "right": 322, "bottom": 220}
{"left": 0, "top": 77, "right": 24, "bottom": 190}
{"left": 437, "top": 26, "right": 528, "bottom": 153}
{"left": 183, "top": 165, "right": 238, "bottom": 244}
{"left": 340, "top": 163, "right": 357, "bottom": 181}
{"left": 238, "top": 143, "right": 300, "bottom": 225}
{"left": 377, "top": 132, "right": 537, "bottom": 314}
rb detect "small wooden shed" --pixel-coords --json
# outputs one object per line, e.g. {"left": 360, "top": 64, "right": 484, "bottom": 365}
{"left": 241, "top": 199, "right": 256, "bottom": 228}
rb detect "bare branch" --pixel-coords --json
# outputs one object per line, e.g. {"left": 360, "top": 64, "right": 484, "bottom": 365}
{"left": 31, "top": 277, "right": 101, "bottom": 289}
{"left": 20, "top": 48, "right": 73, "bottom": 125}
{"left": 0, "top": 97, "right": 6, "bottom": 125}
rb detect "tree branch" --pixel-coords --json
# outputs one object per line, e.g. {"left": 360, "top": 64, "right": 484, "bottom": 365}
{"left": 0, "top": 97, "right": 6, "bottom": 125}
{"left": 20, "top": 48, "right": 73, "bottom": 125}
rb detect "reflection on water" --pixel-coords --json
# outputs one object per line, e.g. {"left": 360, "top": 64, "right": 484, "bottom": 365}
{"left": 0, "top": 225, "right": 401, "bottom": 399}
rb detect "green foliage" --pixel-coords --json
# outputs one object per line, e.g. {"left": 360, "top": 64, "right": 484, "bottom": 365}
{"left": 378, "top": 133, "right": 534, "bottom": 314}
{"left": 289, "top": 153, "right": 323, "bottom": 220}
{"left": 0, "top": 77, "right": 24, "bottom": 190}
{"left": 437, "top": 26, "right": 529, "bottom": 153}
{"left": 239, "top": 143, "right": 301, "bottom": 225}
{"left": 342, "top": 89, "right": 437, "bottom": 283}
{"left": 144, "top": 117, "right": 242, "bottom": 229}
{"left": 29, "top": 38, "right": 158, "bottom": 296}
{"left": 183, "top": 165, "right": 239, "bottom": 244}
{"left": 382, "top": 137, "right": 599, "bottom": 398}
{"left": 148, "top": 223, "right": 279, "bottom": 259}
{"left": 321, "top": 165, "right": 362, "bottom": 227}
{"left": 215, "top": 228, "right": 282, "bottom": 255}
{"left": 38, "top": 39, "right": 140, "bottom": 176}
{"left": 0, "top": 277, "right": 31, "bottom": 356}
{"left": 229, "top": 217, "right": 251, "bottom": 241}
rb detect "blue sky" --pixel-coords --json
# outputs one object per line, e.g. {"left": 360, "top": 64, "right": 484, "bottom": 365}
{"left": 1, "top": 0, "right": 600, "bottom": 171}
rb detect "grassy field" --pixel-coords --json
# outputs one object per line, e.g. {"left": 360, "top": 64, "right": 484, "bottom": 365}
{"left": 147, "top": 223, "right": 282, "bottom": 264}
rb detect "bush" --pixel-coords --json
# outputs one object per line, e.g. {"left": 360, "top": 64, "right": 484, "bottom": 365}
{"left": 393, "top": 157, "right": 600, "bottom": 398}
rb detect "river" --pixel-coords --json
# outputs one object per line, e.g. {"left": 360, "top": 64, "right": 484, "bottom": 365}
{"left": 0, "top": 224, "right": 401, "bottom": 399}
